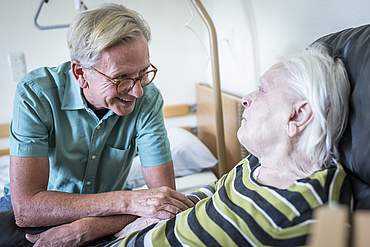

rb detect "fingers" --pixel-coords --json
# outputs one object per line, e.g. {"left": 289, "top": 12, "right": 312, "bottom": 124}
{"left": 156, "top": 186, "right": 194, "bottom": 207}
{"left": 25, "top": 233, "right": 40, "bottom": 243}
{"left": 127, "top": 187, "right": 195, "bottom": 219}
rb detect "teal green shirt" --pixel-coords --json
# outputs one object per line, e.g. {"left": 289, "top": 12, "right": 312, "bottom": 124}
{"left": 6, "top": 62, "right": 171, "bottom": 195}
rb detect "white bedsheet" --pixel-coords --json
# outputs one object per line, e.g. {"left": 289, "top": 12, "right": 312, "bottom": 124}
{"left": 134, "top": 170, "right": 217, "bottom": 194}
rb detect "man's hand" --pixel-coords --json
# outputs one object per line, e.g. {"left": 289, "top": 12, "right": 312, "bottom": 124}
{"left": 127, "top": 186, "right": 194, "bottom": 219}
{"left": 25, "top": 220, "right": 88, "bottom": 247}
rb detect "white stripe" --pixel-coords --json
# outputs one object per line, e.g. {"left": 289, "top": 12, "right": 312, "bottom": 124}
{"left": 231, "top": 171, "right": 282, "bottom": 230}
{"left": 199, "top": 187, "right": 214, "bottom": 198}
{"left": 294, "top": 181, "right": 323, "bottom": 205}
{"left": 143, "top": 220, "right": 168, "bottom": 247}
{"left": 212, "top": 194, "right": 257, "bottom": 246}
{"left": 328, "top": 167, "right": 340, "bottom": 205}
{"left": 244, "top": 164, "right": 301, "bottom": 217}
{"left": 174, "top": 214, "right": 191, "bottom": 247}
{"left": 143, "top": 226, "right": 155, "bottom": 247}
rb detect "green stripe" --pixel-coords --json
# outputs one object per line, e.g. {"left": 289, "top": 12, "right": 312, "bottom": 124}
{"left": 329, "top": 165, "right": 346, "bottom": 202}
{"left": 288, "top": 184, "right": 321, "bottom": 208}
{"left": 174, "top": 208, "right": 206, "bottom": 246}
{"left": 309, "top": 168, "right": 328, "bottom": 187}
{"left": 225, "top": 173, "right": 312, "bottom": 239}
{"left": 118, "top": 230, "right": 138, "bottom": 247}
{"left": 195, "top": 199, "right": 238, "bottom": 246}
{"left": 213, "top": 186, "right": 263, "bottom": 245}
{"left": 241, "top": 160, "right": 298, "bottom": 220}
{"left": 150, "top": 221, "right": 171, "bottom": 246}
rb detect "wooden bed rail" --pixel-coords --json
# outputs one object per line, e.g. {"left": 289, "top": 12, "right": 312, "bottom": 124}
{"left": 0, "top": 123, "right": 9, "bottom": 156}
{"left": 309, "top": 206, "right": 370, "bottom": 247}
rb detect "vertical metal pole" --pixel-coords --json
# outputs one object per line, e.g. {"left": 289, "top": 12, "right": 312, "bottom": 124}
{"left": 189, "top": 0, "right": 227, "bottom": 176}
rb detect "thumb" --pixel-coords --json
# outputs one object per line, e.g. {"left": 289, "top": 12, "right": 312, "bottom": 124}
{"left": 25, "top": 233, "right": 40, "bottom": 243}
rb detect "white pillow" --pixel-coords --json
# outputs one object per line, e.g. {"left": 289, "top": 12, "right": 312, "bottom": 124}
{"left": 125, "top": 127, "right": 217, "bottom": 189}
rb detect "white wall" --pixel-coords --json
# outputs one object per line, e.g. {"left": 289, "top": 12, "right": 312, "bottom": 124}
{"left": 203, "top": 0, "right": 370, "bottom": 97}
{"left": 0, "top": 0, "right": 208, "bottom": 123}
{"left": 1, "top": 0, "right": 370, "bottom": 124}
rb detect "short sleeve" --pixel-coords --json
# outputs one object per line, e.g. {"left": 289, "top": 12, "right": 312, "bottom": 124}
{"left": 10, "top": 81, "right": 52, "bottom": 157}
{"left": 135, "top": 85, "right": 171, "bottom": 167}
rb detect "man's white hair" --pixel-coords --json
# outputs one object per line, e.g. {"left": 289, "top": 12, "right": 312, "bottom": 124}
{"left": 282, "top": 44, "right": 350, "bottom": 169}
{"left": 67, "top": 3, "right": 151, "bottom": 68}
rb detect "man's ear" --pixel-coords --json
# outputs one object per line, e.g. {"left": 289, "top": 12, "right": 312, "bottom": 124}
{"left": 71, "top": 61, "right": 88, "bottom": 88}
{"left": 287, "top": 101, "right": 314, "bottom": 137}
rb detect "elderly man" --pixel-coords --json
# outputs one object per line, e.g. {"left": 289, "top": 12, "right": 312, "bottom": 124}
{"left": 0, "top": 3, "right": 193, "bottom": 246}
{"left": 111, "top": 45, "right": 352, "bottom": 246}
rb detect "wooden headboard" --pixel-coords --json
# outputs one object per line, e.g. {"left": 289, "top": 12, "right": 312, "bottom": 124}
{"left": 163, "top": 83, "right": 247, "bottom": 177}
{"left": 195, "top": 83, "right": 247, "bottom": 177}
{"left": 0, "top": 123, "right": 10, "bottom": 156}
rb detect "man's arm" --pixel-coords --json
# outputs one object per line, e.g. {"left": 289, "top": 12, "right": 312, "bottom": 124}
{"left": 141, "top": 161, "right": 176, "bottom": 189}
{"left": 10, "top": 156, "right": 193, "bottom": 227}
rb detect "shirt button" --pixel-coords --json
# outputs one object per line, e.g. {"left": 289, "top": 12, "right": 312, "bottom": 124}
{"left": 91, "top": 155, "right": 96, "bottom": 160}
{"left": 86, "top": 181, "right": 92, "bottom": 185}
{"left": 96, "top": 125, "right": 101, "bottom": 130}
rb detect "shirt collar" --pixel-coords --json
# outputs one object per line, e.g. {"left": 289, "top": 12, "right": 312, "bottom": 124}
{"left": 61, "top": 66, "right": 86, "bottom": 110}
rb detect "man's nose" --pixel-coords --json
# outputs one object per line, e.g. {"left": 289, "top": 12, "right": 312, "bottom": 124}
{"left": 129, "top": 80, "right": 144, "bottom": 98}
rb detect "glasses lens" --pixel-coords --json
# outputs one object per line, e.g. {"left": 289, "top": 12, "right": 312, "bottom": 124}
{"left": 141, "top": 71, "right": 156, "bottom": 86}
{"left": 117, "top": 79, "right": 135, "bottom": 92}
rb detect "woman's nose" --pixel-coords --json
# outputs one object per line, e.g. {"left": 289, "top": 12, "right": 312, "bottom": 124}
{"left": 242, "top": 95, "right": 252, "bottom": 108}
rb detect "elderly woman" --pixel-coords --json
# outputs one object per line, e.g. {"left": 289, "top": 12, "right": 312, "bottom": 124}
{"left": 110, "top": 45, "right": 351, "bottom": 246}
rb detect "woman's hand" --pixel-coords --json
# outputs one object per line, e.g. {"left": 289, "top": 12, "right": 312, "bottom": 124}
{"left": 115, "top": 217, "right": 161, "bottom": 239}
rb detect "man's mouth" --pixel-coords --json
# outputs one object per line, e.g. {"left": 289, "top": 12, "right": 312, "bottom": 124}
{"left": 116, "top": 97, "right": 134, "bottom": 105}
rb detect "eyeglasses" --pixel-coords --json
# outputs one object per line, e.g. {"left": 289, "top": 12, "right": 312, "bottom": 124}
{"left": 91, "top": 63, "right": 157, "bottom": 93}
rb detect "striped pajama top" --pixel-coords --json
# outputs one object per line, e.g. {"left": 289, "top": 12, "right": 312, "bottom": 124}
{"left": 113, "top": 155, "right": 351, "bottom": 247}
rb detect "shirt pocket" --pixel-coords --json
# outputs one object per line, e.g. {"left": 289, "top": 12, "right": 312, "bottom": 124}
{"left": 97, "top": 144, "right": 136, "bottom": 192}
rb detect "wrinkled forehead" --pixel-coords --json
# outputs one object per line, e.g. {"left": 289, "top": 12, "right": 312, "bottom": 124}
{"left": 260, "top": 63, "right": 289, "bottom": 88}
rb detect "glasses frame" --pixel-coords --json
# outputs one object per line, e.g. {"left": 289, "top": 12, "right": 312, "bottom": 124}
{"left": 91, "top": 63, "right": 157, "bottom": 92}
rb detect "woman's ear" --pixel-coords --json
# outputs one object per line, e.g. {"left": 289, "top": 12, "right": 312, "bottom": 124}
{"left": 71, "top": 61, "right": 89, "bottom": 88}
{"left": 287, "top": 101, "right": 314, "bottom": 137}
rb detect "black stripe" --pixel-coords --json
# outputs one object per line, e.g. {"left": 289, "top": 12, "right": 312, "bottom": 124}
{"left": 164, "top": 217, "right": 182, "bottom": 247}
{"left": 205, "top": 198, "right": 253, "bottom": 246}
{"left": 339, "top": 176, "right": 352, "bottom": 205}
{"left": 323, "top": 165, "right": 338, "bottom": 201}
{"left": 187, "top": 207, "right": 221, "bottom": 247}
{"left": 298, "top": 165, "right": 337, "bottom": 204}
{"left": 205, "top": 184, "right": 216, "bottom": 194}
{"left": 218, "top": 184, "right": 308, "bottom": 246}
{"left": 273, "top": 189, "right": 312, "bottom": 217}
{"left": 190, "top": 191, "right": 209, "bottom": 200}
{"left": 234, "top": 165, "right": 294, "bottom": 228}
{"left": 133, "top": 223, "right": 157, "bottom": 247}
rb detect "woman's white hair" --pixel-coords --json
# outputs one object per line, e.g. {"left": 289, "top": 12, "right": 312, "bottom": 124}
{"left": 281, "top": 44, "right": 350, "bottom": 169}
{"left": 67, "top": 3, "right": 151, "bottom": 68}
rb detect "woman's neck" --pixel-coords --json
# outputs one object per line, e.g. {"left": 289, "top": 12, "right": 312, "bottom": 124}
{"left": 255, "top": 151, "right": 313, "bottom": 189}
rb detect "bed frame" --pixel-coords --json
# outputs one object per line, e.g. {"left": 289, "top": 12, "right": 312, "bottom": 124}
{"left": 164, "top": 83, "right": 246, "bottom": 178}
{"left": 0, "top": 123, "right": 9, "bottom": 156}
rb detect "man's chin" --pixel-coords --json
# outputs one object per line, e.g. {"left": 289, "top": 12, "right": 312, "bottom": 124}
{"left": 111, "top": 102, "right": 136, "bottom": 116}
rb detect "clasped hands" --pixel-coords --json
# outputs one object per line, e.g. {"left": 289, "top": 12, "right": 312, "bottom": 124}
{"left": 26, "top": 186, "right": 194, "bottom": 247}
